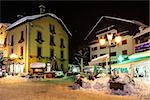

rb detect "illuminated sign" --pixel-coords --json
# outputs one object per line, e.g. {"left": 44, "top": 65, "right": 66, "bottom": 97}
{"left": 135, "top": 42, "right": 150, "bottom": 52}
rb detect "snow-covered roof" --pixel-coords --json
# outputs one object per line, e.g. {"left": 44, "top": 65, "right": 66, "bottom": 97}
{"left": 7, "top": 13, "right": 72, "bottom": 36}
{"left": 133, "top": 26, "right": 150, "bottom": 38}
{"left": 0, "top": 23, "right": 11, "bottom": 27}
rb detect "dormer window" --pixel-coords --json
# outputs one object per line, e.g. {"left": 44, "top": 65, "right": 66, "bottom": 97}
{"left": 50, "top": 35, "right": 55, "bottom": 46}
{"left": 60, "top": 38, "right": 65, "bottom": 48}
{"left": 35, "top": 31, "right": 44, "bottom": 44}
{"left": 18, "top": 31, "right": 24, "bottom": 43}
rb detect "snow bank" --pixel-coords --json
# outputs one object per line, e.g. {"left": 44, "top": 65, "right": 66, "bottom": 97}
{"left": 81, "top": 77, "right": 110, "bottom": 92}
{"left": 80, "top": 75, "right": 150, "bottom": 99}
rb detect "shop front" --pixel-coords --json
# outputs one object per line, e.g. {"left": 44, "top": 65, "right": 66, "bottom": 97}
{"left": 8, "top": 62, "right": 24, "bottom": 75}
{"left": 111, "top": 50, "right": 150, "bottom": 84}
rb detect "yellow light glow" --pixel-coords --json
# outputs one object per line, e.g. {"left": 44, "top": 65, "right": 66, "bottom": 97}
{"left": 99, "top": 38, "right": 106, "bottom": 45}
{"left": 10, "top": 53, "right": 18, "bottom": 59}
{"left": 0, "top": 38, "right": 4, "bottom": 45}
{"left": 115, "top": 35, "right": 122, "bottom": 44}
{"left": 107, "top": 33, "right": 113, "bottom": 41}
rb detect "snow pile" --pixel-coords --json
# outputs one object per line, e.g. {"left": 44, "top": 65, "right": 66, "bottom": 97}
{"left": 0, "top": 76, "right": 29, "bottom": 84}
{"left": 81, "top": 77, "right": 110, "bottom": 92}
{"left": 80, "top": 74, "right": 150, "bottom": 99}
{"left": 131, "top": 79, "right": 150, "bottom": 99}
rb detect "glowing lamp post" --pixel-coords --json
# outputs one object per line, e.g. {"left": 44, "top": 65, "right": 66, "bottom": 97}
{"left": 99, "top": 33, "right": 121, "bottom": 75}
{"left": 10, "top": 53, "right": 18, "bottom": 75}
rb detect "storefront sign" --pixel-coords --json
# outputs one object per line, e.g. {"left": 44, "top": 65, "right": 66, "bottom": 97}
{"left": 30, "top": 62, "right": 46, "bottom": 68}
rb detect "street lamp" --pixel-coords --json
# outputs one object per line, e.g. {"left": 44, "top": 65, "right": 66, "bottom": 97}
{"left": 99, "top": 32, "right": 122, "bottom": 75}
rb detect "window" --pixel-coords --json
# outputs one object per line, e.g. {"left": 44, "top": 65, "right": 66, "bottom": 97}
{"left": 20, "top": 47, "right": 23, "bottom": 56}
{"left": 37, "top": 31, "right": 42, "bottom": 40}
{"left": 92, "top": 47, "right": 97, "bottom": 51}
{"left": 18, "top": 31, "right": 24, "bottom": 43}
{"left": 61, "top": 64, "right": 64, "bottom": 71}
{"left": 122, "top": 50, "right": 127, "bottom": 55}
{"left": 49, "top": 24, "right": 55, "bottom": 34}
{"left": 60, "top": 50, "right": 64, "bottom": 59}
{"left": 50, "top": 48, "right": 54, "bottom": 58}
{"left": 21, "top": 31, "right": 24, "bottom": 40}
{"left": 50, "top": 35, "right": 55, "bottom": 46}
{"left": 122, "top": 40, "right": 127, "bottom": 45}
{"left": 35, "top": 31, "right": 44, "bottom": 44}
{"left": 11, "top": 48, "right": 13, "bottom": 53}
{"left": 60, "top": 38, "right": 65, "bottom": 48}
{"left": 110, "top": 52, "right": 116, "bottom": 56}
{"left": 37, "top": 47, "right": 42, "bottom": 57}
{"left": 3, "top": 38, "right": 7, "bottom": 47}
{"left": 11, "top": 35, "right": 14, "bottom": 46}
{"left": 92, "top": 55, "right": 97, "bottom": 59}
{"left": 100, "top": 53, "right": 105, "bottom": 56}
{"left": 100, "top": 46, "right": 106, "bottom": 49}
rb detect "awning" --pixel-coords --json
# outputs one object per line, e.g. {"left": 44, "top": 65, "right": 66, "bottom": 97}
{"left": 89, "top": 54, "right": 109, "bottom": 65}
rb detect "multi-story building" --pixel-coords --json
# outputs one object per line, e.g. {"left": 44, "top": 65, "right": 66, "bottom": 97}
{"left": 0, "top": 23, "right": 10, "bottom": 57}
{"left": 6, "top": 13, "right": 72, "bottom": 75}
{"left": 89, "top": 29, "right": 134, "bottom": 66}
{"left": 133, "top": 26, "right": 150, "bottom": 53}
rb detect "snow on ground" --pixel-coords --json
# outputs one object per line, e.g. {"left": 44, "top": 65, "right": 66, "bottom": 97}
{"left": 80, "top": 75, "right": 150, "bottom": 99}
{"left": 0, "top": 76, "right": 29, "bottom": 84}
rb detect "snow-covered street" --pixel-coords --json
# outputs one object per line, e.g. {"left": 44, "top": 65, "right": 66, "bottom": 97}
{"left": 80, "top": 75, "right": 150, "bottom": 100}
{"left": 0, "top": 76, "right": 139, "bottom": 100}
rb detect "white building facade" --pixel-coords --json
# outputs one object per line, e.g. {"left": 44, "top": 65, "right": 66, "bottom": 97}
{"left": 89, "top": 29, "right": 134, "bottom": 66}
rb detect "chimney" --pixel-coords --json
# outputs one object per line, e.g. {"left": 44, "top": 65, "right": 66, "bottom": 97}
{"left": 39, "top": 5, "right": 46, "bottom": 14}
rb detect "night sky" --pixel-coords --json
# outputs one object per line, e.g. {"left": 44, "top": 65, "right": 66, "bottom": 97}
{"left": 0, "top": 1, "right": 149, "bottom": 62}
